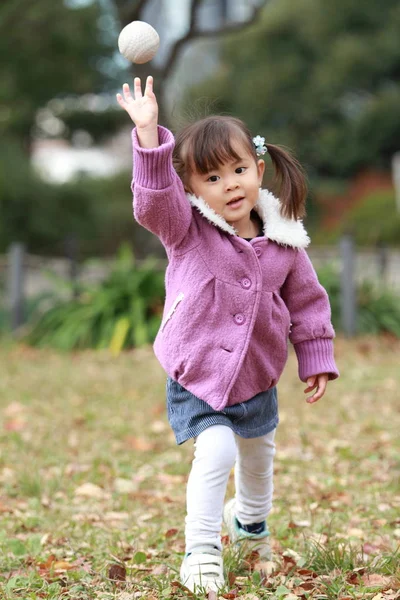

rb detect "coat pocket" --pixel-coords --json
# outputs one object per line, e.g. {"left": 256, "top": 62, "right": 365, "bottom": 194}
{"left": 161, "top": 292, "right": 185, "bottom": 332}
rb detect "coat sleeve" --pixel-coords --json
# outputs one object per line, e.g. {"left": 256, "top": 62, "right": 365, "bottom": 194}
{"left": 280, "top": 248, "right": 339, "bottom": 382}
{"left": 131, "top": 125, "right": 192, "bottom": 249}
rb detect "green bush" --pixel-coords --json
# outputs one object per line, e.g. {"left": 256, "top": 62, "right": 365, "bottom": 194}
{"left": 312, "top": 190, "right": 400, "bottom": 246}
{"left": 25, "top": 245, "right": 165, "bottom": 351}
{"left": 16, "top": 257, "right": 400, "bottom": 350}
{"left": 0, "top": 139, "right": 161, "bottom": 260}
{"left": 318, "top": 265, "right": 400, "bottom": 336}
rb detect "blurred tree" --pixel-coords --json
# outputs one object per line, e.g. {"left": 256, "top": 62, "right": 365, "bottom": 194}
{"left": 183, "top": 0, "right": 400, "bottom": 179}
{"left": 114, "top": 0, "right": 269, "bottom": 124}
{"left": 0, "top": 0, "right": 117, "bottom": 150}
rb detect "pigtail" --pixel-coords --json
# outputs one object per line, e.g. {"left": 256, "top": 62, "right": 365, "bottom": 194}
{"left": 266, "top": 144, "right": 307, "bottom": 220}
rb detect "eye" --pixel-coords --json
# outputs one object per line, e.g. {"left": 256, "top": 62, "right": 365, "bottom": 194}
{"left": 207, "top": 175, "right": 220, "bottom": 182}
{"left": 235, "top": 167, "right": 246, "bottom": 174}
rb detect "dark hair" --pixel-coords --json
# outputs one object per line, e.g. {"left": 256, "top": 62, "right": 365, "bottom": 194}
{"left": 173, "top": 115, "right": 307, "bottom": 220}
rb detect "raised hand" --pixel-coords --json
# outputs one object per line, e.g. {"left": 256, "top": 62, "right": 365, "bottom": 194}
{"left": 116, "top": 76, "right": 159, "bottom": 148}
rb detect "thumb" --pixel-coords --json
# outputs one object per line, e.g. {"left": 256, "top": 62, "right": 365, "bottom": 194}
{"left": 307, "top": 376, "right": 316, "bottom": 387}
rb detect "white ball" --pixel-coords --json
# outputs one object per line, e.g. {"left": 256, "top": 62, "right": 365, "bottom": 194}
{"left": 118, "top": 21, "right": 160, "bottom": 64}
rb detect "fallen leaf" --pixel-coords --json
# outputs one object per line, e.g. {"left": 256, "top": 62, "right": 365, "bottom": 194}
{"left": 114, "top": 478, "right": 138, "bottom": 494}
{"left": 254, "top": 560, "right": 277, "bottom": 575}
{"left": 108, "top": 563, "right": 126, "bottom": 581}
{"left": 282, "top": 548, "right": 302, "bottom": 563}
{"left": 347, "top": 528, "right": 365, "bottom": 539}
{"left": 290, "top": 519, "right": 311, "bottom": 528}
{"left": 151, "top": 564, "right": 168, "bottom": 575}
{"left": 363, "top": 543, "right": 382, "bottom": 555}
{"left": 3, "top": 401, "right": 26, "bottom": 417}
{"left": 361, "top": 573, "right": 392, "bottom": 588}
{"left": 347, "top": 572, "right": 360, "bottom": 585}
{"left": 297, "top": 568, "right": 318, "bottom": 578}
{"left": 170, "top": 581, "right": 195, "bottom": 597}
{"left": 150, "top": 420, "right": 167, "bottom": 433}
{"left": 4, "top": 418, "right": 26, "bottom": 431}
{"left": 296, "top": 581, "right": 315, "bottom": 591}
{"left": 53, "top": 560, "right": 75, "bottom": 571}
{"left": 165, "top": 528, "right": 178, "bottom": 538}
{"left": 38, "top": 554, "right": 57, "bottom": 569}
{"left": 125, "top": 436, "right": 155, "bottom": 451}
{"left": 74, "top": 482, "right": 106, "bottom": 499}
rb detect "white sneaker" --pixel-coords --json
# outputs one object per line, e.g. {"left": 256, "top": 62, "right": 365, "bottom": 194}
{"left": 223, "top": 498, "right": 271, "bottom": 559}
{"left": 180, "top": 545, "right": 225, "bottom": 592}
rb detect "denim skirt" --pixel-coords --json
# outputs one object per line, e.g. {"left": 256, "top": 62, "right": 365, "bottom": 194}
{"left": 166, "top": 377, "right": 279, "bottom": 445}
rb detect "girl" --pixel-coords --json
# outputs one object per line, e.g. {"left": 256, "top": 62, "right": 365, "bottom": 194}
{"left": 117, "top": 76, "right": 339, "bottom": 593}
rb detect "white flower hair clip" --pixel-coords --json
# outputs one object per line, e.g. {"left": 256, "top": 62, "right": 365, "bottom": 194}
{"left": 253, "top": 135, "right": 268, "bottom": 156}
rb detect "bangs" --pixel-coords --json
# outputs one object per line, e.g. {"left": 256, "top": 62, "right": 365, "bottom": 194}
{"left": 185, "top": 119, "right": 255, "bottom": 175}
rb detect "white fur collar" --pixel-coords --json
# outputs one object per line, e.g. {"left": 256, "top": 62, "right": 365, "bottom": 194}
{"left": 187, "top": 188, "right": 310, "bottom": 249}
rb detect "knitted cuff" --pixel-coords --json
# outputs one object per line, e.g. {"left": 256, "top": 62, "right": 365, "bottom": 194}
{"left": 132, "top": 125, "right": 176, "bottom": 189}
{"left": 294, "top": 338, "right": 339, "bottom": 382}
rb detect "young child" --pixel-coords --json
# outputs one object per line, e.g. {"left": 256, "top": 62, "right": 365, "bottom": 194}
{"left": 117, "top": 76, "right": 339, "bottom": 593}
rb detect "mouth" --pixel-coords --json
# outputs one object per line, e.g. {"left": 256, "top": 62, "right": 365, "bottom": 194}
{"left": 227, "top": 196, "right": 244, "bottom": 208}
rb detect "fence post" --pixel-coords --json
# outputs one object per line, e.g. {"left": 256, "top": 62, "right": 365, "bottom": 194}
{"left": 8, "top": 243, "right": 25, "bottom": 331}
{"left": 339, "top": 234, "right": 356, "bottom": 336}
{"left": 376, "top": 241, "right": 388, "bottom": 284}
{"left": 64, "top": 235, "right": 79, "bottom": 298}
{"left": 392, "top": 151, "right": 400, "bottom": 214}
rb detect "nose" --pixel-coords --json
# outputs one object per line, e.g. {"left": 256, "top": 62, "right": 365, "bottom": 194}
{"left": 225, "top": 176, "right": 239, "bottom": 192}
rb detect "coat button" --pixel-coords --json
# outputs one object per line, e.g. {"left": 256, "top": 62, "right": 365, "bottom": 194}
{"left": 241, "top": 277, "right": 252, "bottom": 289}
{"left": 234, "top": 313, "right": 245, "bottom": 325}
{"left": 254, "top": 246, "right": 262, "bottom": 257}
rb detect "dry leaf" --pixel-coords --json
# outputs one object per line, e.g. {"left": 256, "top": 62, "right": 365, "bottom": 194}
{"left": 361, "top": 573, "right": 392, "bottom": 588}
{"left": 165, "top": 528, "right": 178, "bottom": 538}
{"left": 4, "top": 418, "right": 26, "bottom": 431}
{"left": 3, "top": 401, "right": 26, "bottom": 417}
{"left": 170, "top": 581, "right": 195, "bottom": 597}
{"left": 38, "top": 554, "right": 57, "bottom": 569}
{"left": 74, "top": 482, "right": 106, "bottom": 499}
{"left": 125, "top": 436, "right": 155, "bottom": 451}
{"left": 151, "top": 564, "right": 168, "bottom": 575}
{"left": 150, "top": 420, "right": 167, "bottom": 433}
{"left": 52, "top": 560, "right": 75, "bottom": 572}
{"left": 114, "top": 478, "right": 138, "bottom": 494}
{"left": 254, "top": 560, "right": 277, "bottom": 575}
{"left": 108, "top": 563, "right": 126, "bottom": 581}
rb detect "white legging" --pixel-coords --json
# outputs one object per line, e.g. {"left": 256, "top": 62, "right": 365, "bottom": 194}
{"left": 185, "top": 425, "right": 276, "bottom": 553}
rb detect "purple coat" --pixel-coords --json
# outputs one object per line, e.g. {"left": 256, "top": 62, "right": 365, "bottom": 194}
{"left": 132, "top": 126, "right": 339, "bottom": 411}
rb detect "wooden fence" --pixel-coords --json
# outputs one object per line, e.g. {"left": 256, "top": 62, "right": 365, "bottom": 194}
{"left": 1, "top": 239, "right": 399, "bottom": 336}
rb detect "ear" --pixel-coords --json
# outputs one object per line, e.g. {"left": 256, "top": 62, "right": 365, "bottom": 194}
{"left": 257, "top": 159, "right": 265, "bottom": 185}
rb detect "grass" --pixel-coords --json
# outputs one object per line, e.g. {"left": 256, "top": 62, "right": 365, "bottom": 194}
{"left": 0, "top": 336, "right": 399, "bottom": 599}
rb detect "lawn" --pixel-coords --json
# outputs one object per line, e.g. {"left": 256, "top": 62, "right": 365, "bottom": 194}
{"left": 0, "top": 337, "right": 399, "bottom": 599}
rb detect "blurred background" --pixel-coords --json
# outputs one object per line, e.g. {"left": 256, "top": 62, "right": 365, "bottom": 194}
{"left": 1, "top": 0, "right": 400, "bottom": 348}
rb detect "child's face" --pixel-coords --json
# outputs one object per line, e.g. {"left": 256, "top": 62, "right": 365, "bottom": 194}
{"left": 187, "top": 140, "right": 265, "bottom": 233}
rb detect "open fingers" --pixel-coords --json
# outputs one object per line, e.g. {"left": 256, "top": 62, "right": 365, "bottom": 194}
{"left": 144, "top": 75, "right": 154, "bottom": 97}
{"left": 133, "top": 77, "right": 142, "bottom": 99}
{"left": 116, "top": 83, "right": 133, "bottom": 109}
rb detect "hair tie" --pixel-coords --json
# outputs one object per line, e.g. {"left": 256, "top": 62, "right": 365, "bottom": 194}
{"left": 253, "top": 135, "right": 268, "bottom": 156}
